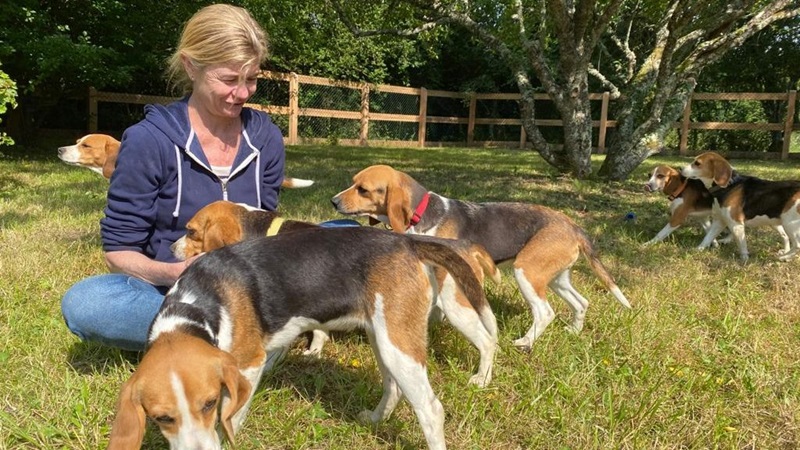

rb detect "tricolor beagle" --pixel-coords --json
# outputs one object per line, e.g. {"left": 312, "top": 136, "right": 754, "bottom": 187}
{"left": 57, "top": 133, "right": 314, "bottom": 188}
{"left": 645, "top": 164, "right": 788, "bottom": 248}
{"left": 681, "top": 151, "right": 800, "bottom": 262}
{"left": 170, "top": 200, "right": 500, "bottom": 357}
{"left": 108, "top": 227, "right": 498, "bottom": 450}
{"left": 331, "top": 165, "right": 631, "bottom": 351}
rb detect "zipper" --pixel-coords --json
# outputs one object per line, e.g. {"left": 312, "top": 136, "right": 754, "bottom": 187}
{"left": 221, "top": 178, "right": 228, "bottom": 200}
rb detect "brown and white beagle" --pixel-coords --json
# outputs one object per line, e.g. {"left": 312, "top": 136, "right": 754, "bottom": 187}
{"left": 681, "top": 151, "right": 800, "bottom": 262}
{"left": 331, "top": 165, "right": 631, "bottom": 351}
{"left": 170, "top": 200, "right": 500, "bottom": 357}
{"left": 108, "top": 227, "right": 498, "bottom": 450}
{"left": 57, "top": 133, "right": 314, "bottom": 188}
{"left": 645, "top": 164, "right": 788, "bottom": 248}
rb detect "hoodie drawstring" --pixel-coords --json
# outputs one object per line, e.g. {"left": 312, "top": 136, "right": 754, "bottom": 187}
{"left": 172, "top": 144, "right": 184, "bottom": 218}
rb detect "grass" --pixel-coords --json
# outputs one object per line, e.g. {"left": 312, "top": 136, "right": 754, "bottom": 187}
{"left": 2, "top": 138, "right": 800, "bottom": 449}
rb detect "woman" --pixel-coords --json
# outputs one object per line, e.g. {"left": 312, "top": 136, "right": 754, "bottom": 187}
{"left": 62, "top": 4, "right": 283, "bottom": 351}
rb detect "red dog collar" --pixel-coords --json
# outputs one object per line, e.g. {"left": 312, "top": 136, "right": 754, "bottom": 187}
{"left": 408, "top": 192, "right": 430, "bottom": 228}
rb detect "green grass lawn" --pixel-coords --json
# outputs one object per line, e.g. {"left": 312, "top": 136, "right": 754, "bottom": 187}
{"left": 2, "top": 140, "right": 800, "bottom": 449}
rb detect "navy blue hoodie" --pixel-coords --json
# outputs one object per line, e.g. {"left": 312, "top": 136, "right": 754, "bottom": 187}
{"left": 101, "top": 97, "right": 285, "bottom": 263}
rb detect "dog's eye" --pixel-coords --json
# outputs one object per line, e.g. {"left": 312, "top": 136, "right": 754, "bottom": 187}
{"left": 154, "top": 415, "right": 175, "bottom": 424}
{"left": 186, "top": 228, "right": 196, "bottom": 237}
{"left": 357, "top": 186, "right": 368, "bottom": 195}
{"left": 202, "top": 398, "right": 217, "bottom": 413}
{"left": 657, "top": 174, "right": 664, "bottom": 179}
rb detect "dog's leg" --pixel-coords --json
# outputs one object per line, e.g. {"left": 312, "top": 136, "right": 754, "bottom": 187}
{"left": 436, "top": 273, "right": 497, "bottom": 387}
{"left": 303, "top": 330, "right": 330, "bottom": 357}
{"left": 696, "top": 218, "right": 726, "bottom": 250}
{"left": 645, "top": 223, "right": 678, "bottom": 245}
{"left": 774, "top": 225, "right": 791, "bottom": 256}
{"left": 512, "top": 266, "right": 555, "bottom": 351}
{"left": 728, "top": 222, "right": 748, "bottom": 262}
{"left": 548, "top": 270, "right": 589, "bottom": 335}
{"left": 229, "top": 361, "right": 266, "bottom": 435}
{"left": 357, "top": 329, "right": 404, "bottom": 425}
{"left": 778, "top": 217, "right": 800, "bottom": 261}
{"left": 367, "top": 328, "right": 446, "bottom": 450}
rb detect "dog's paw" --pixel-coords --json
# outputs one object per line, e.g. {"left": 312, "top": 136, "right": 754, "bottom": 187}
{"left": 512, "top": 336, "right": 533, "bottom": 352}
{"left": 778, "top": 250, "right": 797, "bottom": 262}
{"left": 357, "top": 410, "right": 378, "bottom": 425}
{"left": 468, "top": 373, "right": 491, "bottom": 388}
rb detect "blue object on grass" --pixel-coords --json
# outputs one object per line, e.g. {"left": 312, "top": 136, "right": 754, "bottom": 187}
{"left": 318, "top": 219, "right": 361, "bottom": 228}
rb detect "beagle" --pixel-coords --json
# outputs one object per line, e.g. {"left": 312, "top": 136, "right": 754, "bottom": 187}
{"left": 681, "top": 151, "right": 800, "bottom": 262}
{"left": 108, "top": 226, "right": 498, "bottom": 450}
{"left": 331, "top": 165, "right": 631, "bottom": 351}
{"left": 57, "top": 133, "right": 314, "bottom": 188}
{"left": 170, "top": 200, "right": 500, "bottom": 357}
{"left": 645, "top": 164, "right": 788, "bottom": 248}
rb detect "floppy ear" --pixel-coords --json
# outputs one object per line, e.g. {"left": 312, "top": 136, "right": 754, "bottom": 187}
{"left": 219, "top": 356, "right": 252, "bottom": 445}
{"left": 102, "top": 138, "right": 120, "bottom": 179}
{"left": 385, "top": 178, "right": 412, "bottom": 233}
{"left": 203, "top": 216, "right": 243, "bottom": 252}
{"left": 711, "top": 158, "right": 732, "bottom": 187}
{"left": 108, "top": 377, "right": 146, "bottom": 450}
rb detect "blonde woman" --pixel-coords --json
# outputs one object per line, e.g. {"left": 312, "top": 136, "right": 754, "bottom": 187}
{"left": 62, "top": 4, "right": 284, "bottom": 351}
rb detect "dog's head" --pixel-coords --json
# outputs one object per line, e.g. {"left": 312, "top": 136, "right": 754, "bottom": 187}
{"left": 645, "top": 165, "right": 681, "bottom": 193}
{"left": 108, "top": 334, "right": 250, "bottom": 449}
{"left": 681, "top": 152, "right": 732, "bottom": 189}
{"left": 171, "top": 201, "right": 266, "bottom": 260}
{"left": 331, "top": 165, "right": 421, "bottom": 231}
{"left": 57, "top": 134, "right": 120, "bottom": 179}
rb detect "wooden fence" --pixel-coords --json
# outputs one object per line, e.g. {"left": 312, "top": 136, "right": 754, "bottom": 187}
{"left": 88, "top": 71, "right": 798, "bottom": 158}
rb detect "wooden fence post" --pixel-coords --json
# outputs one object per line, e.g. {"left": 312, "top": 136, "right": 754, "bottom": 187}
{"left": 88, "top": 87, "right": 98, "bottom": 133}
{"left": 360, "top": 83, "right": 370, "bottom": 146}
{"left": 597, "top": 91, "right": 610, "bottom": 154}
{"left": 519, "top": 125, "right": 527, "bottom": 149}
{"left": 467, "top": 95, "right": 476, "bottom": 147}
{"left": 782, "top": 90, "right": 796, "bottom": 160}
{"left": 679, "top": 96, "right": 692, "bottom": 155}
{"left": 418, "top": 88, "right": 428, "bottom": 148}
{"left": 288, "top": 73, "right": 299, "bottom": 145}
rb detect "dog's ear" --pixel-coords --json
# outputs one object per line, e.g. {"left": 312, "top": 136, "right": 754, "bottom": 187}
{"left": 385, "top": 176, "right": 412, "bottom": 233}
{"left": 711, "top": 157, "right": 732, "bottom": 187}
{"left": 103, "top": 145, "right": 119, "bottom": 179}
{"left": 219, "top": 354, "right": 251, "bottom": 445}
{"left": 108, "top": 377, "right": 146, "bottom": 450}
{"left": 204, "top": 216, "right": 243, "bottom": 252}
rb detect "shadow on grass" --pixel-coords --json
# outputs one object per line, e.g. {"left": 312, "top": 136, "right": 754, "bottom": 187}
{"left": 66, "top": 341, "right": 142, "bottom": 375}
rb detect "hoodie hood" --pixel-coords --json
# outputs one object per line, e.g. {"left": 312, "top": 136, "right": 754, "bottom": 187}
{"left": 143, "top": 97, "right": 192, "bottom": 148}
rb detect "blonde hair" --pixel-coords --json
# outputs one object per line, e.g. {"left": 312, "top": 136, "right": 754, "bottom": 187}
{"left": 166, "top": 4, "right": 268, "bottom": 94}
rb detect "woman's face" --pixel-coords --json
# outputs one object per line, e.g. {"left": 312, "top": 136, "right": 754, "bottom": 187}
{"left": 191, "top": 62, "right": 259, "bottom": 119}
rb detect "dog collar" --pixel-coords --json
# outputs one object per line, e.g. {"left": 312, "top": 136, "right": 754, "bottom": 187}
{"left": 408, "top": 192, "right": 431, "bottom": 229}
{"left": 668, "top": 178, "right": 689, "bottom": 201}
{"left": 266, "top": 217, "right": 285, "bottom": 237}
{"left": 709, "top": 172, "right": 744, "bottom": 194}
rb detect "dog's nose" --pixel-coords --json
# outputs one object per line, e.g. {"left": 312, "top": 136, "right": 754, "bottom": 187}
{"left": 331, "top": 197, "right": 340, "bottom": 208}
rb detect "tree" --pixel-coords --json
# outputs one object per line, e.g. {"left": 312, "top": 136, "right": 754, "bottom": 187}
{"left": 0, "top": 66, "right": 18, "bottom": 147}
{"left": 330, "top": 0, "right": 800, "bottom": 180}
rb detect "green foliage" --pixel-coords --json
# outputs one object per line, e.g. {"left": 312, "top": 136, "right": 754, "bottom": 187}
{"left": 0, "top": 67, "right": 18, "bottom": 146}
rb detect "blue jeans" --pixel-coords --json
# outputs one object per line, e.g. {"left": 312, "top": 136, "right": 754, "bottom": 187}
{"left": 61, "top": 274, "right": 167, "bottom": 351}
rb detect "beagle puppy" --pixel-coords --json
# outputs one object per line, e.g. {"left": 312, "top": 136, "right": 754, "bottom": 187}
{"left": 57, "top": 133, "right": 314, "bottom": 188}
{"left": 645, "top": 164, "right": 788, "bottom": 248}
{"left": 681, "top": 151, "right": 800, "bottom": 262}
{"left": 171, "top": 200, "right": 500, "bottom": 357}
{"left": 108, "top": 227, "right": 498, "bottom": 450}
{"left": 331, "top": 165, "right": 631, "bottom": 351}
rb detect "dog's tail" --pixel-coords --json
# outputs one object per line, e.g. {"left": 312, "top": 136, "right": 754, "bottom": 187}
{"left": 412, "top": 238, "right": 496, "bottom": 332}
{"left": 468, "top": 242, "right": 501, "bottom": 285}
{"left": 577, "top": 229, "right": 631, "bottom": 309}
{"left": 281, "top": 177, "right": 314, "bottom": 188}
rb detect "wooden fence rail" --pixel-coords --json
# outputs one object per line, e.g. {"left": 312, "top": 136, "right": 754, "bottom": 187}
{"left": 89, "top": 71, "right": 798, "bottom": 158}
